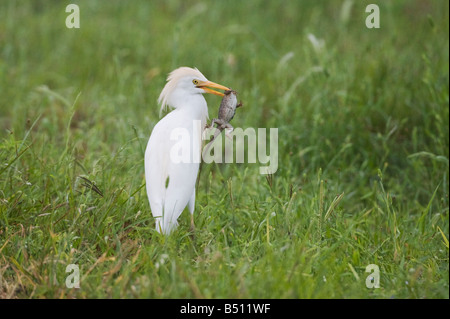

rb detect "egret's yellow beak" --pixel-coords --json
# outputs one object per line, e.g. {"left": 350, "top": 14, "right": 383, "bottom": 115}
{"left": 196, "top": 80, "right": 230, "bottom": 96}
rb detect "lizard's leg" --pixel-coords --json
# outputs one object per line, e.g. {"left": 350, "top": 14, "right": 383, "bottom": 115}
{"left": 213, "top": 125, "right": 225, "bottom": 140}
{"left": 206, "top": 119, "right": 218, "bottom": 129}
{"left": 212, "top": 119, "right": 225, "bottom": 127}
{"left": 202, "top": 124, "right": 225, "bottom": 158}
{"left": 223, "top": 123, "right": 234, "bottom": 139}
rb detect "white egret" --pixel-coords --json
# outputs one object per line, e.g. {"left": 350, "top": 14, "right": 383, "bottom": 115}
{"left": 145, "top": 67, "right": 230, "bottom": 234}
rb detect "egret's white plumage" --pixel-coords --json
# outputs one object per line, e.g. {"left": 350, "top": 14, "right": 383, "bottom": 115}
{"left": 145, "top": 67, "right": 229, "bottom": 234}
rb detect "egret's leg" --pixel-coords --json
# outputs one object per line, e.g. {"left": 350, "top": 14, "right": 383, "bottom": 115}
{"left": 190, "top": 215, "right": 195, "bottom": 233}
{"left": 188, "top": 188, "right": 196, "bottom": 232}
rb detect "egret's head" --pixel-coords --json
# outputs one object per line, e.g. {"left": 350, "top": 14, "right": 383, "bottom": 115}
{"left": 158, "top": 67, "right": 229, "bottom": 115}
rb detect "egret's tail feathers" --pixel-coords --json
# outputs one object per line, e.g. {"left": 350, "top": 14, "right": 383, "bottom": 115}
{"left": 155, "top": 218, "right": 163, "bottom": 234}
{"left": 154, "top": 216, "right": 179, "bottom": 235}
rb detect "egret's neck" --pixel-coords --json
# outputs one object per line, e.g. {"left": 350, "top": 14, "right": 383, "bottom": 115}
{"left": 170, "top": 92, "right": 208, "bottom": 125}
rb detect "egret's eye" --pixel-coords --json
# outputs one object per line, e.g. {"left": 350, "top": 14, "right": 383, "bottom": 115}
{"left": 192, "top": 79, "right": 199, "bottom": 85}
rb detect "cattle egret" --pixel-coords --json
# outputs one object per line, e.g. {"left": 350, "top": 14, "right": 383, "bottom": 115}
{"left": 145, "top": 67, "right": 230, "bottom": 234}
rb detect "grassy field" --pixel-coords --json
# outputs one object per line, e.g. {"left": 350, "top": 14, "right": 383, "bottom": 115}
{"left": 0, "top": 0, "right": 448, "bottom": 299}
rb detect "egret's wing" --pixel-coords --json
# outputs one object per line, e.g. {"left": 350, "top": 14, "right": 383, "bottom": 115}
{"left": 145, "top": 110, "right": 200, "bottom": 234}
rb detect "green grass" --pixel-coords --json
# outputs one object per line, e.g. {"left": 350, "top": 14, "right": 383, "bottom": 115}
{"left": 0, "top": 0, "right": 448, "bottom": 299}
